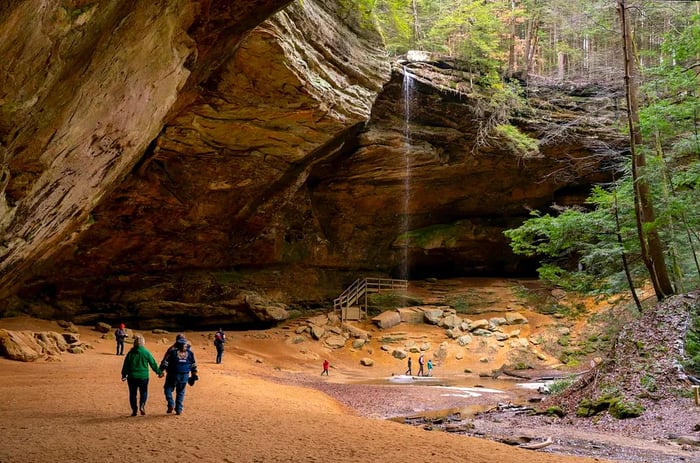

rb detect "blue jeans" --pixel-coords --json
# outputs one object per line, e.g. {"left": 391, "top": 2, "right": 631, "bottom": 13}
{"left": 164, "top": 373, "right": 188, "bottom": 413}
{"left": 127, "top": 377, "right": 149, "bottom": 414}
{"left": 116, "top": 340, "right": 124, "bottom": 355}
{"left": 216, "top": 346, "right": 224, "bottom": 364}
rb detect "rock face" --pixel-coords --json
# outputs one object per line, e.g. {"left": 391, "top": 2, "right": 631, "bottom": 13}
{"left": 1, "top": 2, "right": 626, "bottom": 329}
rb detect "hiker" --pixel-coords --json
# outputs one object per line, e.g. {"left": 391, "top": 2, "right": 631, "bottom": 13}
{"left": 161, "top": 333, "right": 190, "bottom": 364}
{"left": 114, "top": 323, "right": 128, "bottom": 355}
{"left": 321, "top": 359, "right": 329, "bottom": 376}
{"left": 160, "top": 334, "right": 190, "bottom": 396}
{"left": 427, "top": 358, "right": 433, "bottom": 376}
{"left": 121, "top": 335, "right": 162, "bottom": 417}
{"left": 161, "top": 336, "right": 198, "bottom": 415}
{"left": 214, "top": 328, "right": 226, "bottom": 364}
{"left": 417, "top": 353, "right": 425, "bottom": 376}
{"left": 405, "top": 357, "right": 412, "bottom": 376}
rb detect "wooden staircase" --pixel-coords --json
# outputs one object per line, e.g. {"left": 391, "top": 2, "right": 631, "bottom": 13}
{"left": 333, "top": 277, "right": 408, "bottom": 321}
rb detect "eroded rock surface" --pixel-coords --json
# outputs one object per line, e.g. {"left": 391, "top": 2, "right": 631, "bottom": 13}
{"left": 1, "top": 2, "right": 626, "bottom": 330}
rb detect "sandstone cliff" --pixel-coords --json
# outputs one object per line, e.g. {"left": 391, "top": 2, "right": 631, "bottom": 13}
{"left": 1, "top": 1, "right": 625, "bottom": 329}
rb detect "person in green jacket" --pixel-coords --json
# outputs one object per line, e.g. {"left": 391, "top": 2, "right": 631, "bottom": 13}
{"left": 121, "top": 335, "right": 163, "bottom": 416}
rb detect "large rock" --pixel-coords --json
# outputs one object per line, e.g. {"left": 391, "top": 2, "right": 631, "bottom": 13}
{"left": 0, "top": 1, "right": 626, "bottom": 331}
{"left": 372, "top": 311, "right": 401, "bottom": 329}
{"left": 0, "top": 329, "right": 70, "bottom": 361}
{"left": 0, "top": 330, "right": 42, "bottom": 361}
{"left": 0, "top": 0, "right": 389, "bottom": 327}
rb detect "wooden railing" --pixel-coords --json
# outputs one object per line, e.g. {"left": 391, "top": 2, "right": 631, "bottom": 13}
{"left": 333, "top": 277, "right": 408, "bottom": 321}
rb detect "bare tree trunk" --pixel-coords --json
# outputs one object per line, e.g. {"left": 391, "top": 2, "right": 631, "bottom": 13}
{"left": 557, "top": 51, "right": 565, "bottom": 80}
{"left": 617, "top": 0, "right": 674, "bottom": 300}
{"left": 528, "top": 21, "right": 540, "bottom": 74}
{"left": 521, "top": 17, "right": 539, "bottom": 80}
{"left": 614, "top": 187, "right": 642, "bottom": 312}
{"left": 507, "top": 0, "right": 517, "bottom": 77}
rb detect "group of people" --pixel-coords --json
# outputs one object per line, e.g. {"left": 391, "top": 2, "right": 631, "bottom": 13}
{"left": 119, "top": 327, "right": 207, "bottom": 417}
{"left": 405, "top": 353, "right": 433, "bottom": 377}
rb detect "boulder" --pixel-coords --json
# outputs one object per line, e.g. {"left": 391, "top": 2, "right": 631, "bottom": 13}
{"left": 372, "top": 311, "right": 401, "bottom": 329}
{"left": 457, "top": 335, "right": 473, "bottom": 346}
{"left": 310, "top": 325, "right": 326, "bottom": 340}
{"left": 505, "top": 312, "right": 528, "bottom": 325}
{"left": 342, "top": 323, "right": 370, "bottom": 340}
{"left": 307, "top": 314, "right": 329, "bottom": 327}
{"left": 324, "top": 335, "right": 346, "bottom": 349}
{"left": 469, "top": 319, "right": 489, "bottom": 331}
{"left": 439, "top": 314, "right": 463, "bottom": 329}
{"left": 0, "top": 330, "right": 42, "bottom": 361}
{"left": 424, "top": 309, "right": 444, "bottom": 325}
{"left": 94, "top": 322, "right": 111, "bottom": 333}
{"left": 397, "top": 307, "right": 427, "bottom": 324}
{"left": 0, "top": 329, "right": 72, "bottom": 361}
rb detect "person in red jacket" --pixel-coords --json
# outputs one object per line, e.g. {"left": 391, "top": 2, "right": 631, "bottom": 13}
{"left": 321, "top": 359, "right": 329, "bottom": 376}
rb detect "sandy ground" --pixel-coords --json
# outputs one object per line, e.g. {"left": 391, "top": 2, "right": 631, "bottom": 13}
{"left": 0, "top": 316, "right": 612, "bottom": 463}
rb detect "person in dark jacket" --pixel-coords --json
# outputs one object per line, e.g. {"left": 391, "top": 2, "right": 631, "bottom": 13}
{"left": 417, "top": 353, "right": 425, "bottom": 376}
{"left": 160, "top": 333, "right": 189, "bottom": 364}
{"left": 120, "top": 335, "right": 162, "bottom": 416}
{"left": 160, "top": 336, "right": 198, "bottom": 415}
{"left": 114, "top": 323, "right": 128, "bottom": 355}
{"left": 214, "top": 328, "right": 226, "bottom": 364}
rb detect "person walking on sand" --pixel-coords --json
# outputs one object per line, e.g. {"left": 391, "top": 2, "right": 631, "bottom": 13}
{"left": 161, "top": 336, "right": 198, "bottom": 415}
{"left": 160, "top": 334, "right": 190, "bottom": 395}
{"left": 321, "top": 359, "right": 329, "bottom": 376}
{"left": 214, "top": 328, "right": 226, "bottom": 364}
{"left": 114, "top": 323, "right": 128, "bottom": 355}
{"left": 121, "top": 335, "right": 162, "bottom": 417}
{"left": 417, "top": 353, "right": 425, "bottom": 376}
{"left": 405, "top": 357, "right": 412, "bottom": 376}
{"left": 427, "top": 358, "right": 433, "bottom": 377}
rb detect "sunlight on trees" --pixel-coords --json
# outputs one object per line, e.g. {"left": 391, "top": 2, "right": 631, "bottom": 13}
{"left": 357, "top": 0, "right": 700, "bottom": 301}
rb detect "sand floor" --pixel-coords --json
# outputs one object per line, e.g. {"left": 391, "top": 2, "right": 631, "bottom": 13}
{"left": 0, "top": 316, "right": 613, "bottom": 463}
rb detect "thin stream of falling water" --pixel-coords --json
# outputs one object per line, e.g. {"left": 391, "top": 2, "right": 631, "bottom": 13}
{"left": 401, "top": 68, "right": 413, "bottom": 280}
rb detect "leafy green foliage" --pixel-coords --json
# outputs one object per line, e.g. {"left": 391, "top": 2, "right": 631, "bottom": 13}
{"left": 548, "top": 376, "right": 576, "bottom": 395}
{"left": 493, "top": 124, "right": 539, "bottom": 158}
{"left": 503, "top": 189, "right": 643, "bottom": 294}
{"left": 683, "top": 309, "right": 700, "bottom": 376}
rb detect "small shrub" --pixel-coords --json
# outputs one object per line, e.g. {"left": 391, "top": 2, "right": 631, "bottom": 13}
{"left": 608, "top": 398, "right": 644, "bottom": 419}
{"left": 543, "top": 406, "right": 566, "bottom": 417}
{"left": 640, "top": 374, "right": 657, "bottom": 393}
{"left": 493, "top": 123, "right": 539, "bottom": 158}
{"left": 576, "top": 394, "right": 617, "bottom": 417}
{"left": 548, "top": 376, "right": 576, "bottom": 395}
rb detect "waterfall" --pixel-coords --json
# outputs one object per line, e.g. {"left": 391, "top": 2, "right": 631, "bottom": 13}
{"left": 401, "top": 67, "right": 413, "bottom": 280}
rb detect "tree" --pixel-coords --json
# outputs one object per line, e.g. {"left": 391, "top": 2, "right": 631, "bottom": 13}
{"left": 617, "top": 0, "right": 674, "bottom": 300}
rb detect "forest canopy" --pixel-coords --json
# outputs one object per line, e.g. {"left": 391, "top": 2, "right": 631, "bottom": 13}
{"left": 360, "top": 1, "right": 700, "bottom": 302}
{"left": 363, "top": 0, "right": 699, "bottom": 82}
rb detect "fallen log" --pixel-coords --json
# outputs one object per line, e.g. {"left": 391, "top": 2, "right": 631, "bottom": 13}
{"left": 519, "top": 437, "right": 554, "bottom": 450}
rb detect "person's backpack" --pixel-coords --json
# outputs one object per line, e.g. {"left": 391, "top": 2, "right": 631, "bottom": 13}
{"left": 214, "top": 332, "right": 223, "bottom": 346}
